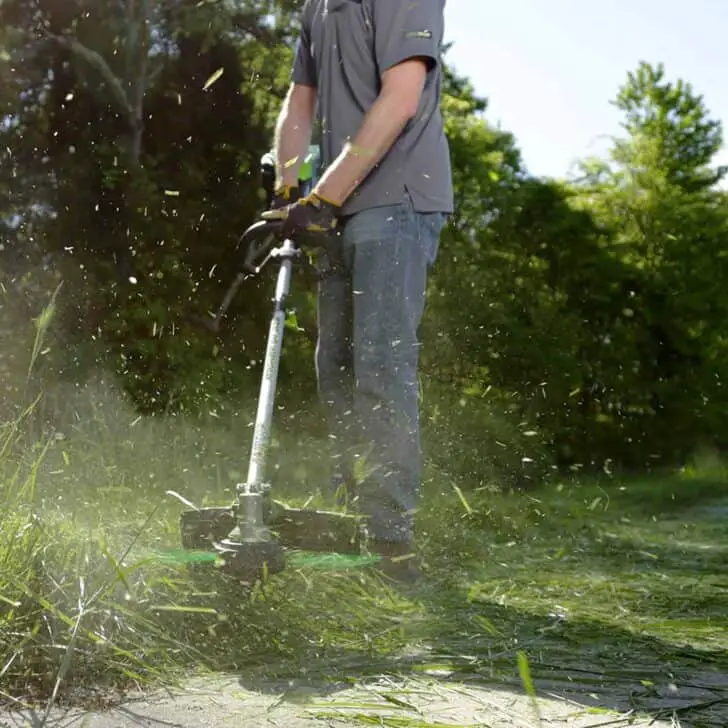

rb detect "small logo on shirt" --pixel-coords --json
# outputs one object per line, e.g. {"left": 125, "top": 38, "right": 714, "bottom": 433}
{"left": 406, "top": 29, "right": 433, "bottom": 39}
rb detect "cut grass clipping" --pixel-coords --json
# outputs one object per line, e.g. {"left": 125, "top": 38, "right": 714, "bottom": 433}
{"left": 2, "top": 289, "right": 727, "bottom": 727}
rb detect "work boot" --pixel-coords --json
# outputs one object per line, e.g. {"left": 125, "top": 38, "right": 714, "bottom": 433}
{"left": 368, "top": 539, "right": 423, "bottom": 585}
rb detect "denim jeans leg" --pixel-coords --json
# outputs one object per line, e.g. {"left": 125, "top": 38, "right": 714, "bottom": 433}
{"left": 315, "top": 232, "right": 356, "bottom": 495}
{"left": 342, "top": 199, "right": 444, "bottom": 544}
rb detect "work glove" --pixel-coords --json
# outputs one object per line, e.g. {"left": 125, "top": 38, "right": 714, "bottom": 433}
{"left": 261, "top": 190, "right": 340, "bottom": 243}
{"left": 269, "top": 183, "right": 300, "bottom": 210}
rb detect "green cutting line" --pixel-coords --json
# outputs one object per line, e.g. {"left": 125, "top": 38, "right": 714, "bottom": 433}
{"left": 151, "top": 549, "right": 219, "bottom": 564}
{"left": 147, "top": 548, "right": 381, "bottom": 571}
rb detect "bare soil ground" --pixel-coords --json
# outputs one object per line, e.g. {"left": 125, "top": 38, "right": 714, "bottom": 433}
{"left": 4, "top": 673, "right": 689, "bottom": 728}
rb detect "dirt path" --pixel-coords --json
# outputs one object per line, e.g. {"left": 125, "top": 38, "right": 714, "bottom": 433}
{"left": 3, "top": 674, "right": 685, "bottom": 728}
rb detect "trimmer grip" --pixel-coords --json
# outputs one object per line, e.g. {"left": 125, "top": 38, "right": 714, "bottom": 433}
{"left": 237, "top": 219, "right": 284, "bottom": 273}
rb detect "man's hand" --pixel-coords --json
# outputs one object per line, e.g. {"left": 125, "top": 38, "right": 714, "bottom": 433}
{"left": 262, "top": 191, "right": 340, "bottom": 242}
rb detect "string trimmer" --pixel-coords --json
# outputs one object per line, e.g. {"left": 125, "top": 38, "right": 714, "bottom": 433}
{"left": 173, "top": 152, "right": 374, "bottom": 584}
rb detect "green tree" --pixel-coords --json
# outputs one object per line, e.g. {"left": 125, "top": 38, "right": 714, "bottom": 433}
{"left": 0, "top": 0, "right": 305, "bottom": 413}
{"left": 571, "top": 62, "right": 728, "bottom": 464}
{"left": 422, "top": 71, "right": 612, "bottom": 481}
{"left": 612, "top": 61, "right": 726, "bottom": 193}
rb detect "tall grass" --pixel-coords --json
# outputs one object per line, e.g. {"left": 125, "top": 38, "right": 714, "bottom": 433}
{"left": 0, "top": 288, "right": 200, "bottom": 709}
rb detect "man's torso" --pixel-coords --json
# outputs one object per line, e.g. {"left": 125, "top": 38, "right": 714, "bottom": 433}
{"left": 302, "top": 0, "right": 454, "bottom": 217}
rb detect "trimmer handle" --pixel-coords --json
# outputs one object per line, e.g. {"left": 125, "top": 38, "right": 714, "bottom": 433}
{"left": 237, "top": 219, "right": 287, "bottom": 274}
{"left": 198, "top": 219, "right": 329, "bottom": 333}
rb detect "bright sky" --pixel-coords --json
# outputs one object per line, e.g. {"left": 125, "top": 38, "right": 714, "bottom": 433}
{"left": 443, "top": 0, "right": 728, "bottom": 180}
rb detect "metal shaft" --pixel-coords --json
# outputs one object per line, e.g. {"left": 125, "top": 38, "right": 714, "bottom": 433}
{"left": 243, "top": 239, "right": 296, "bottom": 490}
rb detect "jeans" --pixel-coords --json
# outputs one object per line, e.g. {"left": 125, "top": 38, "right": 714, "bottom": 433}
{"left": 315, "top": 194, "right": 446, "bottom": 544}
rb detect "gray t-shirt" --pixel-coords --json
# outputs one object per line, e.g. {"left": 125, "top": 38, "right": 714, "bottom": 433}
{"left": 291, "top": 0, "right": 454, "bottom": 217}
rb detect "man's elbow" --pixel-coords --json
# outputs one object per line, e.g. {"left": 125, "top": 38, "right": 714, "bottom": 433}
{"left": 399, "top": 94, "right": 421, "bottom": 121}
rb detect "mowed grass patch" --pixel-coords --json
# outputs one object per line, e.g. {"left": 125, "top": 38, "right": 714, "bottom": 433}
{"left": 418, "top": 470, "right": 727, "bottom": 647}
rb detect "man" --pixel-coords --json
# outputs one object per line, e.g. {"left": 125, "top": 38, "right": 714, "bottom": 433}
{"left": 263, "top": 0, "right": 453, "bottom": 582}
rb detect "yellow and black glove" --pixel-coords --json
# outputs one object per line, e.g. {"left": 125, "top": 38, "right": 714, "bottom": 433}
{"left": 262, "top": 191, "right": 340, "bottom": 242}
{"left": 269, "top": 183, "right": 300, "bottom": 210}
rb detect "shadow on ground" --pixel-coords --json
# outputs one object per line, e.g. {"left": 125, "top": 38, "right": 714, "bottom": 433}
{"left": 229, "top": 573, "right": 728, "bottom": 727}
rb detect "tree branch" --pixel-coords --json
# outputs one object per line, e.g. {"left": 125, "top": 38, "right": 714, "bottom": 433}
{"left": 49, "top": 34, "right": 132, "bottom": 119}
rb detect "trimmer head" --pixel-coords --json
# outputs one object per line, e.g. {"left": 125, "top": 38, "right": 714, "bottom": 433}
{"left": 177, "top": 505, "right": 281, "bottom": 582}
{"left": 215, "top": 538, "right": 287, "bottom": 582}
{"left": 178, "top": 498, "right": 368, "bottom": 582}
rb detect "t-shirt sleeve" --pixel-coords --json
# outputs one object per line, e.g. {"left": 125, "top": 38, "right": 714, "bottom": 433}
{"left": 291, "top": 4, "right": 317, "bottom": 86}
{"left": 372, "top": 0, "right": 445, "bottom": 74}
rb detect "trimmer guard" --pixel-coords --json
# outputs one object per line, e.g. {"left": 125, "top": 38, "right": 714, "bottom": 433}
{"left": 271, "top": 503, "right": 364, "bottom": 554}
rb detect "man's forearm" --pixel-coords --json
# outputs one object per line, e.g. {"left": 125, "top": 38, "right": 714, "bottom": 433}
{"left": 274, "top": 89, "right": 315, "bottom": 188}
{"left": 314, "top": 88, "right": 415, "bottom": 206}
